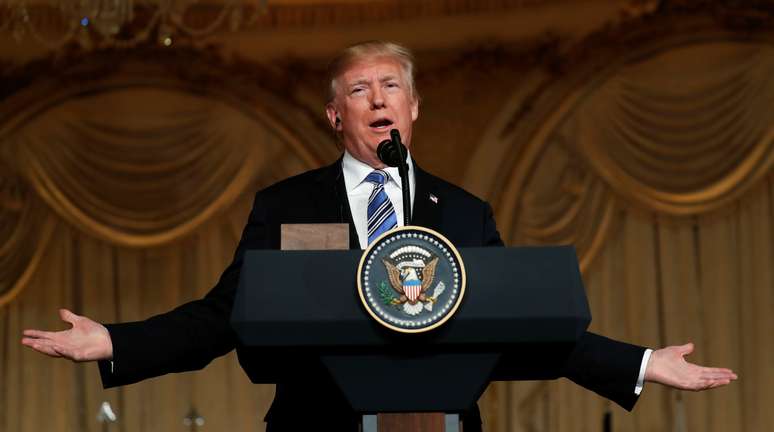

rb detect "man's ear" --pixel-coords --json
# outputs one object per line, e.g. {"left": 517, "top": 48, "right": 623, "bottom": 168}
{"left": 410, "top": 97, "right": 419, "bottom": 122}
{"left": 325, "top": 103, "right": 342, "bottom": 131}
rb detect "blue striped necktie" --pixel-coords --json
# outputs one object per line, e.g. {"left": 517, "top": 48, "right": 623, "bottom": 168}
{"left": 366, "top": 170, "right": 398, "bottom": 245}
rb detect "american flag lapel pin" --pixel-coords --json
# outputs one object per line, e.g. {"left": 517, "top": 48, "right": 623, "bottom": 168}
{"left": 429, "top": 193, "right": 438, "bottom": 204}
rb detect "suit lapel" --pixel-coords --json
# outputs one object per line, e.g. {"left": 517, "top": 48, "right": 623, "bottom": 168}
{"left": 311, "top": 158, "right": 361, "bottom": 249}
{"left": 310, "top": 158, "right": 440, "bottom": 249}
{"left": 411, "top": 162, "right": 443, "bottom": 232}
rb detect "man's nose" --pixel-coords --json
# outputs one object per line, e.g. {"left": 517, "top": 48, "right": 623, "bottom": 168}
{"left": 370, "top": 86, "right": 386, "bottom": 109}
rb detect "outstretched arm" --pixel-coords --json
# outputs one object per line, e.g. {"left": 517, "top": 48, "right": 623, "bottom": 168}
{"left": 20, "top": 190, "right": 266, "bottom": 387}
{"left": 21, "top": 308, "right": 113, "bottom": 362}
{"left": 646, "top": 342, "right": 737, "bottom": 390}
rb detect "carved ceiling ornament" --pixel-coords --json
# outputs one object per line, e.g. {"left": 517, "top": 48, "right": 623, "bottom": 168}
{"left": 0, "top": 1, "right": 269, "bottom": 50}
{"left": 469, "top": 5, "right": 774, "bottom": 272}
{"left": 1, "top": 0, "right": 561, "bottom": 50}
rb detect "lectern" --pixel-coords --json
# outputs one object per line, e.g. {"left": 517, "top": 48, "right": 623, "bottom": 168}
{"left": 231, "top": 246, "right": 590, "bottom": 431}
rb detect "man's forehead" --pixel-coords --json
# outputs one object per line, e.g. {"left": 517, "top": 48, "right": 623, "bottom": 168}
{"left": 339, "top": 58, "right": 405, "bottom": 84}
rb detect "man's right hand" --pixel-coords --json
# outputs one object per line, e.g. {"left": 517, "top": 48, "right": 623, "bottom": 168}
{"left": 21, "top": 308, "right": 113, "bottom": 362}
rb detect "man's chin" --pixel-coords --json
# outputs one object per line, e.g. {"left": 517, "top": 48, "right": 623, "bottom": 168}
{"left": 370, "top": 130, "right": 392, "bottom": 141}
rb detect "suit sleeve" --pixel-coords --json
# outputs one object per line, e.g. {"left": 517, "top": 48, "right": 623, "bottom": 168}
{"left": 480, "top": 199, "right": 646, "bottom": 411}
{"left": 560, "top": 332, "right": 646, "bottom": 410}
{"left": 482, "top": 202, "right": 505, "bottom": 247}
{"left": 98, "top": 192, "right": 269, "bottom": 388}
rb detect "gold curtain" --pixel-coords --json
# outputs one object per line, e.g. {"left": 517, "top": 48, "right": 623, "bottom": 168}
{"left": 0, "top": 177, "right": 55, "bottom": 306}
{"left": 578, "top": 43, "right": 774, "bottom": 215}
{"left": 12, "top": 88, "right": 297, "bottom": 247}
{"left": 0, "top": 85, "right": 331, "bottom": 431}
{"left": 498, "top": 42, "right": 774, "bottom": 269}
{"left": 0, "top": 87, "right": 324, "bottom": 304}
{"left": 1, "top": 38, "right": 773, "bottom": 432}
{"left": 484, "top": 181, "right": 774, "bottom": 432}
{"left": 481, "top": 41, "right": 774, "bottom": 432}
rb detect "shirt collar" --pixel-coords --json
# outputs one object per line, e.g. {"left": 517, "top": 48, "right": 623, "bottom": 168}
{"left": 342, "top": 149, "right": 414, "bottom": 192}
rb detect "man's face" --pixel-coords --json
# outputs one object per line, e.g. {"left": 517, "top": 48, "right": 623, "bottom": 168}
{"left": 326, "top": 56, "right": 419, "bottom": 168}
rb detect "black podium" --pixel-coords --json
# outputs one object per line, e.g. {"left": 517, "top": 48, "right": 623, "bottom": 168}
{"left": 231, "top": 246, "right": 590, "bottom": 431}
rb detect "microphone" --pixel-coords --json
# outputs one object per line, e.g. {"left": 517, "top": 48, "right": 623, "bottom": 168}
{"left": 377, "top": 129, "right": 411, "bottom": 225}
{"left": 377, "top": 130, "right": 408, "bottom": 167}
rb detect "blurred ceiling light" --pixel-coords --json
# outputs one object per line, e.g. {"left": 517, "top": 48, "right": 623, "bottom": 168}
{"left": 0, "top": 0, "right": 268, "bottom": 50}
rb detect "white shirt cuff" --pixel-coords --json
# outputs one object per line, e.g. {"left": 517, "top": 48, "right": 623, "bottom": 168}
{"left": 110, "top": 360, "right": 114, "bottom": 374}
{"left": 635, "top": 349, "right": 653, "bottom": 395}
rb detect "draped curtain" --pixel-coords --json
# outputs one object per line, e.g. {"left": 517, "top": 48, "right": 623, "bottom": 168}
{"left": 1, "top": 39, "right": 772, "bottom": 432}
{"left": 0, "top": 86, "right": 332, "bottom": 431}
{"left": 481, "top": 41, "right": 774, "bottom": 432}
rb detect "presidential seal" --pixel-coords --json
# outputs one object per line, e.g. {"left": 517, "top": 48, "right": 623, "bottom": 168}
{"left": 357, "top": 226, "right": 466, "bottom": 333}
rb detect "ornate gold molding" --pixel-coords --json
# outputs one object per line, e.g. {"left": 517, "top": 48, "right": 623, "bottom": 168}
{"left": 3, "top": 0, "right": 563, "bottom": 37}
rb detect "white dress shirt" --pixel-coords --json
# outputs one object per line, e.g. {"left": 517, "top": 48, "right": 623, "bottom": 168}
{"left": 342, "top": 149, "right": 416, "bottom": 250}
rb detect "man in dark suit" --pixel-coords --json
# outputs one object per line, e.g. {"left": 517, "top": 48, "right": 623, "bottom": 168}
{"left": 22, "top": 41, "right": 736, "bottom": 431}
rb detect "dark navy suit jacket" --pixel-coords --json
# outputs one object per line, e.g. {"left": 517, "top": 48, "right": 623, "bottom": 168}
{"left": 99, "top": 159, "right": 646, "bottom": 431}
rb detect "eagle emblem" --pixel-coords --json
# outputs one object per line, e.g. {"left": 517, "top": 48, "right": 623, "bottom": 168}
{"left": 357, "top": 226, "right": 465, "bottom": 333}
{"left": 381, "top": 246, "right": 446, "bottom": 316}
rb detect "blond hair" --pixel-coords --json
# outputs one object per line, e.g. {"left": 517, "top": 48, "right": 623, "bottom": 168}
{"left": 326, "top": 41, "right": 417, "bottom": 102}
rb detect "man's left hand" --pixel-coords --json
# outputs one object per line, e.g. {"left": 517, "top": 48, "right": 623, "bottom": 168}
{"left": 645, "top": 342, "right": 737, "bottom": 391}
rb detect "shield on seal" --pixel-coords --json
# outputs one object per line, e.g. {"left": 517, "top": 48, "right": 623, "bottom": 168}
{"left": 402, "top": 276, "right": 421, "bottom": 302}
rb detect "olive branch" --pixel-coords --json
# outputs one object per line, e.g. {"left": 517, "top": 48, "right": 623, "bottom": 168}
{"left": 378, "top": 280, "right": 399, "bottom": 307}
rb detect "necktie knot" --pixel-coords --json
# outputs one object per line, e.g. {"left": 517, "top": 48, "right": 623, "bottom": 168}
{"left": 365, "top": 170, "right": 388, "bottom": 186}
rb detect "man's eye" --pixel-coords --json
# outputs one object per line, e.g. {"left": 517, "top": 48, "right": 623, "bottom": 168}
{"left": 351, "top": 87, "right": 365, "bottom": 94}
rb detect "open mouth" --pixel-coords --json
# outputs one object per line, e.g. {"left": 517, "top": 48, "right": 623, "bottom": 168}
{"left": 369, "top": 118, "right": 393, "bottom": 130}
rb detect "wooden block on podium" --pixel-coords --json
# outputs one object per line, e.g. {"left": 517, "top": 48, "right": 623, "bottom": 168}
{"left": 281, "top": 223, "right": 349, "bottom": 251}
{"left": 377, "top": 413, "right": 447, "bottom": 432}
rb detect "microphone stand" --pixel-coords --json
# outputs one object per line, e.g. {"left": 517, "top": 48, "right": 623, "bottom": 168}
{"left": 390, "top": 129, "right": 411, "bottom": 226}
